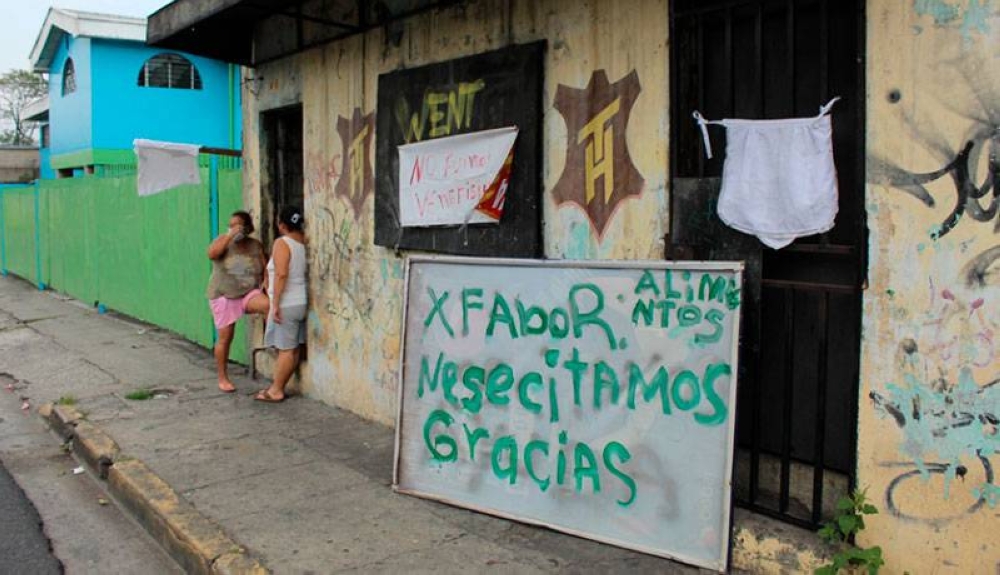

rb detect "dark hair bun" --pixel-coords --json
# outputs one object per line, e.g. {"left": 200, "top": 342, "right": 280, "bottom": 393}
{"left": 279, "top": 205, "right": 304, "bottom": 231}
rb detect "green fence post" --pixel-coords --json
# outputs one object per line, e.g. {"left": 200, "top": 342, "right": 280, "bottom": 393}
{"left": 0, "top": 186, "right": 6, "bottom": 276}
{"left": 33, "top": 181, "right": 45, "bottom": 290}
{"left": 209, "top": 155, "right": 219, "bottom": 345}
{"left": 210, "top": 155, "right": 220, "bottom": 239}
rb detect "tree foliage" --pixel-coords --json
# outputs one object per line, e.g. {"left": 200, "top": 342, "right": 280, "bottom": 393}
{"left": 0, "top": 70, "right": 48, "bottom": 146}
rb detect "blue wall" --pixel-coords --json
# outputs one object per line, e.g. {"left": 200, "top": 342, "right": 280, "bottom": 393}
{"left": 38, "top": 137, "right": 53, "bottom": 179}
{"left": 91, "top": 40, "right": 241, "bottom": 151}
{"left": 48, "top": 37, "right": 93, "bottom": 157}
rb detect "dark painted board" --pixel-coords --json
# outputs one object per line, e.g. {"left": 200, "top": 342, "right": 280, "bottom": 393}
{"left": 374, "top": 41, "right": 545, "bottom": 256}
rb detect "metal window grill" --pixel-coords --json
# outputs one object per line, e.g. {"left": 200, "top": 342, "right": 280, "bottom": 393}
{"left": 62, "top": 58, "right": 76, "bottom": 95}
{"left": 138, "top": 53, "right": 203, "bottom": 90}
{"left": 670, "top": 0, "right": 866, "bottom": 529}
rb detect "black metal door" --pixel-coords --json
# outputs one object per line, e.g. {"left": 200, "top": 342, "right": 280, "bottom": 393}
{"left": 261, "top": 104, "right": 304, "bottom": 245}
{"left": 670, "top": 0, "right": 865, "bottom": 528}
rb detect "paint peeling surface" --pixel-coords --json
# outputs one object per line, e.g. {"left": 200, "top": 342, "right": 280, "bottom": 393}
{"left": 863, "top": 2, "right": 1000, "bottom": 571}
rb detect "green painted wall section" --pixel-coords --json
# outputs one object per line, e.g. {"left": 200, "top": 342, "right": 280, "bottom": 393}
{"left": 1, "top": 165, "right": 247, "bottom": 363}
{"left": 1, "top": 186, "right": 38, "bottom": 281}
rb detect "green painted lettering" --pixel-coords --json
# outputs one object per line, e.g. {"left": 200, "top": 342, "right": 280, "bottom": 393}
{"left": 677, "top": 305, "right": 702, "bottom": 327}
{"left": 486, "top": 363, "right": 515, "bottom": 405}
{"left": 461, "top": 288, "right": 483, "bottom": 336}
{"left": 593, "top": 360, "right": 620, "bottom": 409}
{"left": 634, "top": 270, "right": 661, "bottom": 296}
{"left": 627, "top": 363, "right": 671, "bottom": 414}
{"left": 548, "top": 376, "right": 561, "bottom": 423}
{"left": 694, "top": 308, "right": 725, "bottom": 345}
{"left": 671, "top": 369, "right": 702, "bottom": 411}
{"left": 423, "top": 409, "right": 457, "bottom": 462}
{"left": 442, "top": 360, "right": 460, "bottom": 407}
{"left": 516, "top": 299, "right": 549, "bottom": 335}
{"left": 631, "top": 299, "right": 655, "bottom": 326}
{"left": 462, "top": 424, "right": 490, "bottom": 461}
{"left": 656, "top": 300, "right": 676, "bottom": 327}
{"left": 424, "top": 288, "right": 454, "bottom": 337}
{"left": 699, "top": 274, "right": 728, "bottom": 303}
{"left": 573, "top": 443, "right": 601, "bottom": 493}
{"left": 486, "top": 294, "right": 518, "bottom": 339}
{"left": 417, "top": 352, "right": 443, "bottom": 398}
{"left": 556, "top": 431, "right": 568, "bottom": 485}
{"left": 603, "top": 441, "right": 637, "bottom": 507}
{"left": 549, "top": 308, "right": 570, "bottom": 338}
{"left": 491, "top": 436, "right": 519, "bottom": 485}
{"left": 524, "top": 440, "right": 551, "bottom": 492}
{"left": 569, "top": 283, "right": 617, "bottom": 350}
{"left": 460, "top": 365, "right": 484, "bottom": 414}
{"left": 695, "top": 363, "right": 731, "bottom": 426}
{"left": 563, "top": 348, "right": 589, "bottom": 407}
{"left": 664, "top": 270, "right": 682, "bottom": 299}
{"left": 517, "top": 371, "right": 544, "bottom": 414}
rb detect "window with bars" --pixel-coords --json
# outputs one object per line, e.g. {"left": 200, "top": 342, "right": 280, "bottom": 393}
{"left": 669, "top": 0, "right": 866, "bottom": 529}
{"left": 62, "top": 58, "right": 76, "bottom": 95}
{"left": 137, "top": 54, "right": 203, "bottom": 90}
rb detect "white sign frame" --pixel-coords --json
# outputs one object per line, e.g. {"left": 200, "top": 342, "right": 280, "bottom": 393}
{"left": 393, "top": 255, "right": 743, "bottom": 572}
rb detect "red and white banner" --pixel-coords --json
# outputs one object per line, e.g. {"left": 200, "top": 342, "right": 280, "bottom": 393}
{"left": 398, "top": 127, "right": 518, "bottom": 227}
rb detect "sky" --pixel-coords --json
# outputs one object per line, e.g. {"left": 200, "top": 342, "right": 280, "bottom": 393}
{"left": 0, "top": 0, "right": 172, "bottom": 75}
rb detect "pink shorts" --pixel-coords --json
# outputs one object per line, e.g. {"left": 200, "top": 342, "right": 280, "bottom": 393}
{"left": 209, "top": 289, "right": 262, "bottom": 329}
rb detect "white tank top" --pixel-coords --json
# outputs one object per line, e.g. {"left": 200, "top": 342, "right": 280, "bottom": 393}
{"left": 267, "top": 236, "right": 307, "bottom": 306}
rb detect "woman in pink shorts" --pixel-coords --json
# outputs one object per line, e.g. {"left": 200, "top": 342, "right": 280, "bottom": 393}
{"left": 206, "top": 211, "right": 267, "bottom": 393}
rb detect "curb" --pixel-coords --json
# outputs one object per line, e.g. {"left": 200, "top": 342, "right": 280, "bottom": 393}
{"left": 40, "top": 403, "right": 269, "bottom": 575}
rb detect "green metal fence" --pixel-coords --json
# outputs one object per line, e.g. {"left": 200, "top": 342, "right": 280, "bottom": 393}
{"left": 0, "top": 159, "right": 248, "bottom": 363}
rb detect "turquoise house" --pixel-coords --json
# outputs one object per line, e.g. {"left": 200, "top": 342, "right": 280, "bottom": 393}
{"left": 28, "top": 8, "right": 241, "bottom": 177}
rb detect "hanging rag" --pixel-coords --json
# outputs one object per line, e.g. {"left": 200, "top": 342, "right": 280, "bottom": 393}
{"left": 692, "top": 98, "right": 840, "bottom": 249}
{"left": 134, "top": 139, "right": 202, "bottom": 196}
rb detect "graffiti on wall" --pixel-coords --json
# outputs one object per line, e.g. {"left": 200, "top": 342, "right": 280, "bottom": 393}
{"left": 913, "top": 0, "right": 993, "bottom": 42}
{"left": 866, "top": 35, "right": 1000, "bottom": 521}
{"left": 552, "top": 70, "right": 645, "bottom": 238}
{"left": 871, "top": 277, "right": 1000, "bottom": 523}
{"left": 870, "top": 46, "right": 1000, "bottom": 289}
{"left": 334, "top": 108, "right": 375, "bottom": 220}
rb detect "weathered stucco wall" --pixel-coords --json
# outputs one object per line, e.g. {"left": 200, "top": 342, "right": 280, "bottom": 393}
{"left": 861, "top": 2, "right": 1000, "bottom": 572}
{"left": 240, "top": 0, "right": 1000, "bottom": 570}
{"left": 244, "top": 0, "right": 670, "bottom": 425}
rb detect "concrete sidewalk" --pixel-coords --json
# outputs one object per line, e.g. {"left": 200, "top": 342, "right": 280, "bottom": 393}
{"left": 0, "top": 274, "right": 706, "bottom": 574}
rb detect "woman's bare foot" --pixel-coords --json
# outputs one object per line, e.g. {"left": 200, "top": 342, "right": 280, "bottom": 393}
{"left": 218, "top": 379, "right": 237, "bottom": 393}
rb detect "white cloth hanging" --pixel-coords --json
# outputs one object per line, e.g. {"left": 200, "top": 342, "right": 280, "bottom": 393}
{"left": 134, "top": 139, "right": 202, "bottom": 197}
{"left": 692, "top": 98, "right": 840, "bottom": 249}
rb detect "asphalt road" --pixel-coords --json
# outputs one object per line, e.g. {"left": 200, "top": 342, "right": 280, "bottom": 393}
{"left": 0, "top": 456, "right": 62, "bottom": 575}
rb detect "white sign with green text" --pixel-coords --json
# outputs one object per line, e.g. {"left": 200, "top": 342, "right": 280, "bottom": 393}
{"left": 394, "top": 256, "right": 743, "bottom": 572}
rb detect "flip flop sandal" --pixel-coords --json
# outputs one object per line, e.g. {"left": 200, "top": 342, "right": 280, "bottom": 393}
{"left": 254, "top": 389, "right": 284, "bottom": 403}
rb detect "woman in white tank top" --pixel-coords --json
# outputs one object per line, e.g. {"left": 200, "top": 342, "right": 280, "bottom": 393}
{"left": 248, "top": 206, "right": 308, "bottom": 403}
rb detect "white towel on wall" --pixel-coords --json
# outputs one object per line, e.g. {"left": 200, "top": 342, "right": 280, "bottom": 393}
{"left": 692, "top": 98, "right": 840, "bottom": 249}
{"left": 134, "top": 139, "right": 201, "bottom": 196}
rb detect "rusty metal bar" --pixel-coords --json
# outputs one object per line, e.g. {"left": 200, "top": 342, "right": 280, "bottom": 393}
{"left": 779, "top": 287, "right": 795, "bottom": 514}
{"left": 811, "top": 291, "right": 830, "bottom": 524}
{"left": 762, "top": 278, "right": 859, "bottom": 294}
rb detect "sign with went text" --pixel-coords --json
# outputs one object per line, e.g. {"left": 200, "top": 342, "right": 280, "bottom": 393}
{"left": 394, "top": 256, "right": 742, "bottom": 572}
